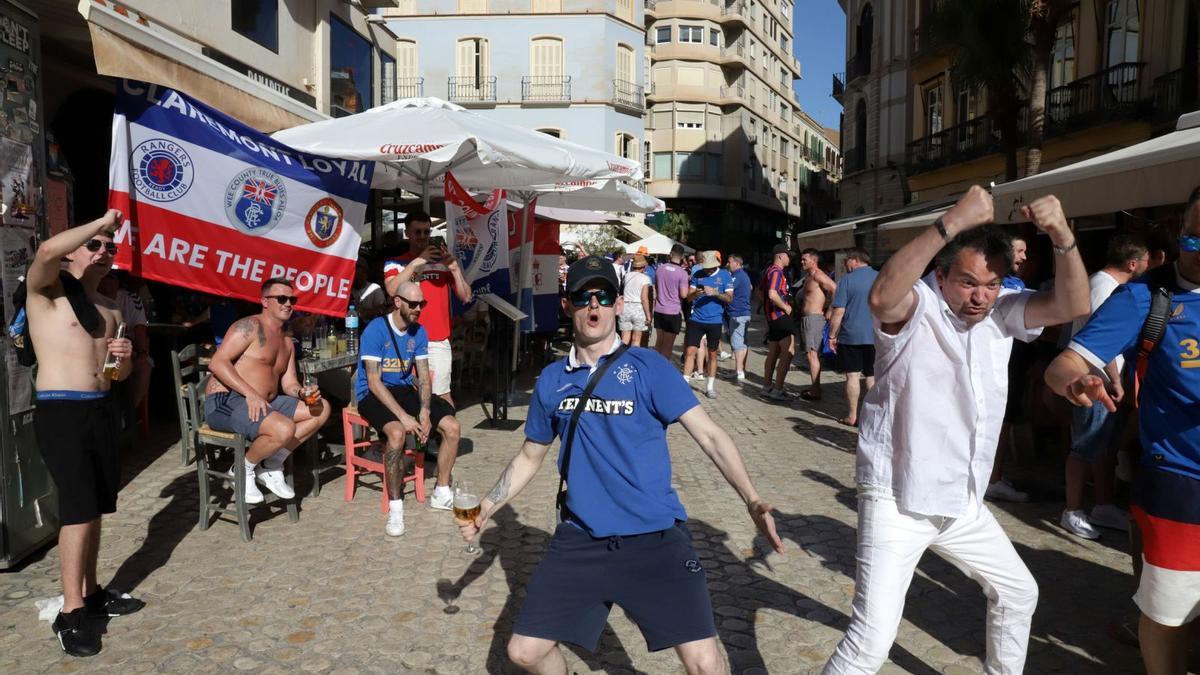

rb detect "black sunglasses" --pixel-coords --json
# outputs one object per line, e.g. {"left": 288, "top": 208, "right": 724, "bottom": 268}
{"left": 266, "top": 295, "right": 299, "bottom": 305}
{"left": 396, "top": 296, "right": 428, "bottom": 309}
{"left": 85, "top": 239, "right": 119, "bottom": 255}
{"left": 569, "top": 288, "right": 617, "bottom": 308}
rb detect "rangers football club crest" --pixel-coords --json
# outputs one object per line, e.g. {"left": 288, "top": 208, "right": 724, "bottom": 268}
{"left": 304, "top": 197, "right": 344, "bottom": 248}
{"left": 224, "top": 167, "right": 287, "bottom": 235}
{"left": 131, "top": 138, "right": 193, "bottom": 202}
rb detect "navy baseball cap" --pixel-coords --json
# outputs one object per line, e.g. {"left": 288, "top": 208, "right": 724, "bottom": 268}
{"left": 566, "top": 255, "right": 620, "bottom": 293}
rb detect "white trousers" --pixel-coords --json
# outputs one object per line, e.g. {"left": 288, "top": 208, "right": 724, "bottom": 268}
{"left": 823, "top": 491, "right": 1039, "bottom": 675}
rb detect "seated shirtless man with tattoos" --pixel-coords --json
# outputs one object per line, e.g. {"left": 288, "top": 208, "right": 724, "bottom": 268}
{"left": 204, "top": 278, "right": 331, "bottom": 504}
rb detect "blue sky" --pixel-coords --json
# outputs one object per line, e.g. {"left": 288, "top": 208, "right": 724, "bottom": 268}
{"left": 792, "top": 1, "right": 847, "bottom": 132}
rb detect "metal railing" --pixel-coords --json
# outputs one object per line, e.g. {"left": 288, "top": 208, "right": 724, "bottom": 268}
{"left": 846, "top": 51, "right": 870, "bottom": 83}
{"left": 722, "top": 40, "right": 745, "bottom": 58}
{"left": 1153, "top": 66, "right": 1197, "bottom": 121}
{"left": 397, "top": 76, "right": 424, "bottom": 99}
{"left": 832, "top": 72, "right": 845, "bottom": 100}
{"left": 1045, "top": 62, "right": 1146, "bottom": 136}
{"left": 906, "top": 113, "right": 1026, "bottom": 174}
{"left": 613, "top": 79, "right": 644, "bottom": 108}
{"left": 447, "top": 76, "right": 497, "bottom": 102}
{"left": 722, "top": 1, "right": 748, "bottom": 16}
{"left": 522, "top": 75, "right": 571, "bottom": 102}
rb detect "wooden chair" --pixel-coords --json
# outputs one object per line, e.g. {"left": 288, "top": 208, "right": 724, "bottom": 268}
{"left": 170, "top": 345, "right": 202, "bottom": 465}
{"left": 342, "top": 406, "right": 424, "bottom": 513}
{"left": 189, "top": 377, "right": 299, "bottom": 542}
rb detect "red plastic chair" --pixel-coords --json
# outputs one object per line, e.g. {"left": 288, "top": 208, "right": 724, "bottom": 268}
{"left": 342, "top": 407, "right": 425, "bottom": 513}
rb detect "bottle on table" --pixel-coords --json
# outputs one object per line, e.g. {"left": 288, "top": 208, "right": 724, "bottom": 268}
{"left": 345, "top": 304, "right": 359, "bottom": 354}
{"left": 102, "top": 322, "right": 128, "bottom": 380}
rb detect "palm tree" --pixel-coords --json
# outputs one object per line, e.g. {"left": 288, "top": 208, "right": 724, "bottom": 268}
{"left": 925, "top": 0, "right": 1073, "bottom": 180}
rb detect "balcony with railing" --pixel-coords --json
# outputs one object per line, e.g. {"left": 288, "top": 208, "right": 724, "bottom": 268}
{"left": 1153, "top": 66, "right": 1198, "bottom": 123}
{"left": 1045, "top": 62, "right": 1148, "bottom": 137}
{"left": 719, "top": 83, "right": 745, "bottom": 101}
{"left": 522, "top": 76, "right": 571, "bottom": 103}
{"left": 906, "top": 114, "right": 1026, "bottom": 174}
{"left": 645, "top": 0, "right": 657, "bottom": 10}
{"left": 721, "top": 1, "right": 748, "bottom": 17}
{"left": 845, "top": 51, "right": 870, "bottom": 85}
{"left": 448, "top": 76, "right": 497, "bottom": 103}
{"left": 613, "top": 79, "right": 644, "bottom": 109}
{"left": 397, "top": 77, "right": 424, "bottom": 99}
{"left": 832, "top": 72, "right": 844, "bottom": 102}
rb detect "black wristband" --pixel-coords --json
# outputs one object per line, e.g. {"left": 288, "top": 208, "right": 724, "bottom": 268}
{"left": 934, "top": 217, "right": 950, "bottom": 242}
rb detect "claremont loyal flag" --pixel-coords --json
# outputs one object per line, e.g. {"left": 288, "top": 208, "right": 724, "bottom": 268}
{"left": 108, "top": 80, "right": 374, "bottom": 316}
{"left": 444, "top": 172, "right": 510, "bottom": 299}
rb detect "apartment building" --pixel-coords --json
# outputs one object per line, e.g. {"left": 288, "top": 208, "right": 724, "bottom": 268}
{"left": 380, "top": 1, "right": 646, "bottom": 180}
{"left": 645, "top": 0, "right": 841, "bottom": 251}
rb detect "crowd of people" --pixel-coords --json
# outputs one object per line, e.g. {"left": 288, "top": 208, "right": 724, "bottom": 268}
{"left": 21, "top": 186, "right": 1199, "bottom": 673}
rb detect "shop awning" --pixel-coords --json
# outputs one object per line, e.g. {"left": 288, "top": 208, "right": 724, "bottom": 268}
{"left": 82, "top": 2, "right": 325, "bottom": 133}
{"left": 992, "top": 112, "right": 1200, "bottom": 223}
{"left": 876, "top": 208, "right": 948, "bottom": 232}
{"left": 795, "top": 222, "right": 855, "bottom": 250}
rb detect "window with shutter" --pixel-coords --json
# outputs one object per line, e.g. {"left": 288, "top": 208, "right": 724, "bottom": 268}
{"left": 455, "top": 38, "right": 490, "bottom": 99}
{"left": 529, "top": 37, "right": 564, "bottom": 99}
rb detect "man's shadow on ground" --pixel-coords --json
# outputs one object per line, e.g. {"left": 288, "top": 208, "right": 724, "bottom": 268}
{"left": 795, "top": 469, "right": 1144, "bottom": 673}
{"left": 108, "top": 470, "right": 196, "bottom": 594}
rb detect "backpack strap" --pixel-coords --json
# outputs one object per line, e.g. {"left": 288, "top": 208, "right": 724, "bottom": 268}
{"left": 556, "top": 341, "right": 631, "bottom": 524}
{"left": 1133, "top": 266, "right": 1175, "bottom": 408}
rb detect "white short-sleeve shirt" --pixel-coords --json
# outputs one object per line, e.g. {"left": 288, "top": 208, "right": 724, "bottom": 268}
{"left": 855, "top": 273, "right": 1043, "bottom": 518}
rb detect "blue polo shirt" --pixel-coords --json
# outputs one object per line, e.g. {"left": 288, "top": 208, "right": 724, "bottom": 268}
{"left": 1070, "top": 271, "right": 1200, "bottom": 481}
{"left": 831, "top": 266, "right": 880, "bottom": 345}
{"left": 356, "top": 314, "right": 428, "bottom": 401}
{"left": 525, "top": 341, "right": 698, "bottom": 537}
{"left": 728, "top": 268, "right": 752, "bottom": 318}
{"left": 689, "top": 268, "right": 733, "bottom": 325}
{"left": 1002, "top": 275, "right": 1026, "bottom": 291}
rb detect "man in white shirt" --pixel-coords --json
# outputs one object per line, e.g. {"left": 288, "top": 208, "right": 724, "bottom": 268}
{"left": 823, "top": 186, "right": 1091, "bottom": 675}
{"left": 1058, "top": 234, "right": 1149, "bottom": 540}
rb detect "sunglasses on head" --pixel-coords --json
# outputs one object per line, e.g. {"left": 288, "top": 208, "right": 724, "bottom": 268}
{"left": 569, "top": 287, "right": 617, "bottom": 308}
{"left": 1181, "top": 235, "right": 1200, "bottom": 253}
{"left": 396, "top": 296, "right": 428, "bottom": 309}
{"left": 266, "top": 295, "right": 299, "bottom": 305}
{"left": 85, "top": 239, "right": 119, "bottom": 255}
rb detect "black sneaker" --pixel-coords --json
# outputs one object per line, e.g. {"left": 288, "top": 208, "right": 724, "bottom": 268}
{"left": 52, "top": 607, "right": 100, "bottom": 657}
{"left": 85, "top": 587, "right": 146, "bottom": 618}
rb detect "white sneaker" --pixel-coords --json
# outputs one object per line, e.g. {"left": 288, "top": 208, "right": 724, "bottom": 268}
{"left": 718, "top": 351, "right": 732, "bottom": 361}
{"left": 705, "top": 388, "right": 718, "bottom": 400}
{"left": 1089, "top": 504, "right": 1130, "bottom": 531}
{"left": 429, "top": 488, "right": 454, "bottom": 511}
{"left": 256, "top": 468, "right": 295, "bottom": 500}
{"left": 735, "top": 372, "right": 746, "bottom": 384}
{"left": 385, "top": 508, "right": 405, "bottom": 537}
{"left": 984, "top": 480, "right": 1029, "bottom": 503}
{"left": 227, "top": 465, "right": 263, "bottom": 504}
{"left": 690, "top": 371, "right": 705, "bottom": 381}
{"left": 1060, "top": 509, "right": 1101, "bottom": 540}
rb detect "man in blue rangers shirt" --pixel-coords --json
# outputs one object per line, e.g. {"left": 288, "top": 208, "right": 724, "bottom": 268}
{"left": 457, "top": 255, "right": 783, "bottom": 674}
{"left": 357, "top": 281, "right": 463, "bottom": 537}
{"left": 724, "top": 254, "right": 753, "bottom": 384}
{"left": 1046, "top": 189, "right": 1200, "bottom": 674}
{"left": 682, "top": 250, "right": 734, "bottom": 399}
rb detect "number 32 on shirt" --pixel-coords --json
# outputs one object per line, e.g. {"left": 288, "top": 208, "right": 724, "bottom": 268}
{"left": 1181, "top": 338, "right": 1200, "bottom": 368}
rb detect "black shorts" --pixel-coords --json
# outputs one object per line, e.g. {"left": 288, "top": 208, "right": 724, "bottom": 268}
{"left": 838, "top": 343, "right": 876, "bottom": 376}
{"left": 653, "top": 311, "right": 682, "bottom": 334}
{"left": 684, "top": 320, "right": 722, "bottom": 349}
{"left": 358, "top": 385, "right": 456, "bottom": 438}
{"left": 34, "top": 393, "right": 122, "bottom": 526}
{"left": 515, "top": 521, "right": 716, "bottom": 651}
{"left": 766, "top": 315, "right": 796, "bottom": 343}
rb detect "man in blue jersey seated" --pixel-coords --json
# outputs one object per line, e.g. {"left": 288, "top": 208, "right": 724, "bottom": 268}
{"left": 1046, "top": 188, "right": 1200, "bottom": 674}
{"left": 456, "top": 255, "right": 784, "bottom": 674}
{"left": 357, "top": 281, "right": 462, "bottom": 537}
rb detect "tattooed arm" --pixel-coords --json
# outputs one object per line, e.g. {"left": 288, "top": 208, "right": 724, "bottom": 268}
{"left": 414, "top": 358, "right": 433, "bottom": 440}
{"left": 456, "top": 438, "right": 552, "bottom": 542}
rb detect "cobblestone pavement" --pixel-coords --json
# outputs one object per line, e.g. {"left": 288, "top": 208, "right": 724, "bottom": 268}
{"left": 0, "top": 320, "right": 1167, "bottom": 673}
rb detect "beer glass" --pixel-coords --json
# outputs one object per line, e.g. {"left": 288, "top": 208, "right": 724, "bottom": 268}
{"left": 452, "top": 481, "right": 481, "bottom": 555}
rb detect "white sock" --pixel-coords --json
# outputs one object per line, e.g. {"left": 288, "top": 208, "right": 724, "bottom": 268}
{"left": 244, "top": 458, "right": 257, "bottom": 472}
{"left": 262, "top": 448, "right": 290, "bottom": 470}
{"left": 433, "top": 484, "right": 452, "bottom": 498}
{"left": 737, "top": 371, "right": 745, "bottom": 378}
{"left": 389, "top": 499, "right": 404, "bottom": 514}
{"left": 706, "top": 377, "right": 715, "bottom": 390}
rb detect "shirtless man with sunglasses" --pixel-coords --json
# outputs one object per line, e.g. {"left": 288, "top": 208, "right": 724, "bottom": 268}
{"left": 204, "top": 277, "right": 331, "bottom": 505}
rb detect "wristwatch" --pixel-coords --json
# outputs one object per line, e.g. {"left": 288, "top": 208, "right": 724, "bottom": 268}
{"left": 933, "top": 217, "right": 950, "bottom": 242}
{"left": 1053, "top": 240, "right": 1078, "bottom": 255}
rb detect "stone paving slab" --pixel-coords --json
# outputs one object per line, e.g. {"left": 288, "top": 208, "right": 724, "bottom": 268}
{"left": 0, "top": 320, "right": 1168, "bottom": 673}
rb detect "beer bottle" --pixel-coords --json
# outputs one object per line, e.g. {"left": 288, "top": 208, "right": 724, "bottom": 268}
{"left": 102, "top": 322, "right": 128, "bottom": 380}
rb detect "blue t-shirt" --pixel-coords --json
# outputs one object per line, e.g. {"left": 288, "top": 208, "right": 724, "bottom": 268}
{"left": 689, "top": 268, "right": 733, "bottom": 324}
{"left": 1070, "top": 276, "right": 1200, "bottom": 481}
{"left": 525, "top": 344, "right": 698, "bottom": 537}
{"left": 728, "top": 268, "right": 752, "bottom": 318}
{"left": 1002, "top": 275, "right": 1026, "bottom": 291}
{"left": 355, "top": 314, "right": 428, "bottom": 401}
{"left": 831, "top": 266, "right": 880, "bottom": 345}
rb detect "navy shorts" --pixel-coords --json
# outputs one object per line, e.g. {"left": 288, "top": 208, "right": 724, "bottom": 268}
{"left": 204, "top": 391, "right": 300, "bottom": 439}
{"left": 34, "top": 392, "right": 122, "bottom": 526}
{"left": 514, "top": 521, "right": 716, "bottom": 652}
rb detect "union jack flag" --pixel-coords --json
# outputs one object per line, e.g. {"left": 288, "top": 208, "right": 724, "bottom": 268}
{"left": 242, "top": 178, "right": 278, "bottom": 204}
